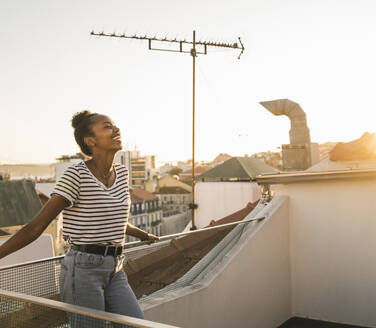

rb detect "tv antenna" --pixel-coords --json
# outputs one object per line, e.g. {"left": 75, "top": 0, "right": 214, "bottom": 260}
{"left": 90, "top": 30, "right": 245, "bottom": 230}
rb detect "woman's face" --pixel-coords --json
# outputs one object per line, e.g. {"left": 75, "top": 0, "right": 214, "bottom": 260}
{"left": 85, "top": 115, "right": 122, "bottom": 154}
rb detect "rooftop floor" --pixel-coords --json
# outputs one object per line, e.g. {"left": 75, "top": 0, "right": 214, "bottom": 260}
{"left": 279, "top": 317, "right": 370, "bottom": 328}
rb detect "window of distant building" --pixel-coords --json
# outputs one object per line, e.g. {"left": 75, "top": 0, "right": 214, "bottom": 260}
{"left": 134, "top": 179, "right": 143, "bottom": 185}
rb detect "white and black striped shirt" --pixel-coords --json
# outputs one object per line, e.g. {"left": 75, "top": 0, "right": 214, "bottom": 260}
{"left": 51, "top": 161, "right": 130, "bottom": 245}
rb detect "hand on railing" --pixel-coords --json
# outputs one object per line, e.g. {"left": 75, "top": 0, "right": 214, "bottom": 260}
{"left": 141, "top": 233, "right": 160, "bottom": 244}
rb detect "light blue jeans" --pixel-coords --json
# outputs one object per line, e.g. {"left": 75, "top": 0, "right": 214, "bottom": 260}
{"left": 59, "top": 249, "right": 144, "bottom": 328}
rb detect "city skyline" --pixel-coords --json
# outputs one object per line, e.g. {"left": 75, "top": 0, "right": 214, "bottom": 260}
{"left": 2, "top": 0, "right": 376, "bottom": 164}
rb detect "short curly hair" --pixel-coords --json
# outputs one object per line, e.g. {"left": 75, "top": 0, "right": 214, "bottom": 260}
{"left": 71, "top": 110, "right": 98, "bottom": 156}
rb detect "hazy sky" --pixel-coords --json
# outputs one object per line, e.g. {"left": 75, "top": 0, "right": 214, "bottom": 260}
{"left": 1, "top": 0, "right": 376, "bottom": 164}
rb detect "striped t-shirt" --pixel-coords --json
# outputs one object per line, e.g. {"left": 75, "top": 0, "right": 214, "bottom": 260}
{"left": 51, "top": 161, "right": 130, "bottom": 245}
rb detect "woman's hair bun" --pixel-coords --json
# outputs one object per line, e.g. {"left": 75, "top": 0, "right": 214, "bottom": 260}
{"left": 71, "top": 110, "right": 93, "bottom": 129}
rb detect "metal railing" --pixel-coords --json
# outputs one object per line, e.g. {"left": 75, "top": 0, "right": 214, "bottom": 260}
{"left": 0, "top": 289, "right": 179, "bottom": 328}
{"left": 0, "top": 215, "right": 265, "bottom": 327}
{"left": 124, "top": 215, "right": 266, "bottom": 249}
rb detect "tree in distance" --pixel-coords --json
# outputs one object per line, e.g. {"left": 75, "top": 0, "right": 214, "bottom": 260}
{"left": 168, "top": 167, "right": 183, "bottom": 176}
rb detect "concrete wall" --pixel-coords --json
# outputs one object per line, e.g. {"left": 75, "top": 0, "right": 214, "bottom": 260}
{"left": 144, "top": 196, "right": 291, "bottom": 328}
{"left": 0, "top": 234, "right": 54, "bottom": 267}
{"left": 161, "top": 210, "right": 191, "bottom": 236}
{"left": 193, "top": 182, "right": 261, "bottom": 228}
{"left": 276, "top": 178, "right": 376, "bottom": 327}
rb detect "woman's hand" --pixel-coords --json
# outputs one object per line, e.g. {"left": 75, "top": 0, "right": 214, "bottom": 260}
{"left": 125, "top": 223, "right": 160, "bottom": 244}
{"left": 141, "top": 233, "right": 160, "bottom": 244}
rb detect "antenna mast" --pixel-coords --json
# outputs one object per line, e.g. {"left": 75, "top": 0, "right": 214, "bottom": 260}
{"left": 91, "top": 30, "right": 245, "bottom": 230}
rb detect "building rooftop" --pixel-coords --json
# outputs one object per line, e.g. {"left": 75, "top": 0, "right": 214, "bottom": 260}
{"left": 1, "top": 159, "right": 376, "bottom": 327}
{"left": 212, "top": 153, "right": 232, "bottom": 165}
{"left": 0, "top": 179, "right": 42, "bottom": 228}
{"left": 198, "top": 156, "right": 279, "bottom": 182}
{"left": 154, "top": 186, "right": 191, "bottom": 195}
{"left": 180, "top": 166, "right": 212, "bottom": 176}
{"left": 329, "top": 132, "right": 376, "bottom": 162}
{"left": 131, "top": 187, "right": 158, "bottom": 202}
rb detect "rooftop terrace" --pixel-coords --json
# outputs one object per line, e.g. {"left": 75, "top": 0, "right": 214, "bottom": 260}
{"left": 1, "top": 161, "right": 376, "bottom": 327}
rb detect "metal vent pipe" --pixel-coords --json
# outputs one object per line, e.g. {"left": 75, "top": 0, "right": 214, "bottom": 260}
{"left": 260, "top": 99, "right": 311, "bottom": 145}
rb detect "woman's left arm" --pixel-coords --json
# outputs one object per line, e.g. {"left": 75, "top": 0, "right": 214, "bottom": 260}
{"left": 126, "top": 223, "right": 159, "bottom": 243}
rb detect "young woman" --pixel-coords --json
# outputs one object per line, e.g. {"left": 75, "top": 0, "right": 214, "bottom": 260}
{"left": 0, "top": 110, "right": 158, "bottom": 327}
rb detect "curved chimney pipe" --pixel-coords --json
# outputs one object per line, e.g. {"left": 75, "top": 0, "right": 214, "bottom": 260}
{"left": 260, "top": 99, "right": 311, "bottom": 145}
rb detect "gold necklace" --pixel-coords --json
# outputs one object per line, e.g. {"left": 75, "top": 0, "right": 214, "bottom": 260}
{"left": 93, "top": 160, "right": 113, "bottom": 185}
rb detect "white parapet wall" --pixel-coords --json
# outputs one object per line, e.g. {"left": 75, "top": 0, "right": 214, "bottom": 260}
{"left": 276, "top": 178, "right": 376, "bottom": 327}
{"left": 143, "top": 196, "right": 292, "bottom": 328}
{"left": 192, "top": 181, "right": 262, "bottom": 228}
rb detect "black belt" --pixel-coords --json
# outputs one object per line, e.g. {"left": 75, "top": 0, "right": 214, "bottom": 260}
{"left": 72, "top": 244, "right": 124, "bottom": 256}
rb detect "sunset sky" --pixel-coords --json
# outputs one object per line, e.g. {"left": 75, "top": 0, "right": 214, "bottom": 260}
{"left": 1, "top": 0, "right": 376, "bottom": 164}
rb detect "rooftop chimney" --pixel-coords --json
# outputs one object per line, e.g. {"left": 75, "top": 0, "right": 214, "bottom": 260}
{"left": 260, "top": 99, "right": 319, "bottom": 171}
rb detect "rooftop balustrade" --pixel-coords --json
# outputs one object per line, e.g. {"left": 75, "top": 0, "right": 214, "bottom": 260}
{"left": 0, "top": 256, "right": 178, "bottom": 328}
{"left": 0, "top": 216, "right": 264, "bottom": 327}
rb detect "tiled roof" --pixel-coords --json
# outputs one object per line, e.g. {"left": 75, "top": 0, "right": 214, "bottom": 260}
{"left": 207, "top": 202, "right": 256, "bottom": 227}
{"left": 154, "top": 186, "right": 191, "bottom": 195}
{"left": 131, "top": 187, "right": 158, "bottom": 202}
{"left": 0, "top": 180, "right": 42, "bottom": 228}
{"left": 212, "top": 153, "right": 232, "bottom": 165}
{"left": 0, "top": 229, "right": 10, "bottom": 236}
{"left": 180, "top": 166, "right": 212, "bottom": 175}
{"left": 125, "top": 201, "right": 258, "bottom": 299}
{"left": 198, "top": 157, "right": 279, "bottom": 181}
{"left": 330, "top": 132, "right": 376, "bottom": 161}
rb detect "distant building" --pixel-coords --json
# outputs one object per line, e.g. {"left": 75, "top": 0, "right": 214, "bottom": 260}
{"left": 55, "top": 153, "right": 84, "bottom": 180}
{"left": 55, "top": 150, "right": 155, "bottom": 190}
{"left": 124, "top": 150, "right": 155, "bottom": 190}
{"left": 251, "top": 151, "right": 282, "bottom": 170}
{"left": 212, "top": 153, "right": 232, "bottom": 166}
{"left": 127, "top": 187, "right": 163, "bottom": 241}
{"left": 154, "top": 186, "right": 192, "bottom": 216}
{"left": 192, "top": 157, "right": 279, "bottom": 228}
{"left": 0, "top": 172, "right": 10, "bottom": 180}
{"left": 175, "top": 161, "right": 193, "bottom": 172}
{"left": 158, "top": 175, "right": 192, "bottom": 193}
{"left": 0, "top": 164, "right": 54, "bottom": 181}
{"left": 318, "top": 142, "right": 337, "bottom": 160}
{"left": 179, "top": 166, "right": 212, "bottom": 186}
{"left": 157, "top": 163, "right": 175, "bottom": 177}
{"left": 114, "top": 150, "right": 133, "bottom": 188}
{"left": 260, "top": 99, "right": 320, "bottom": 171}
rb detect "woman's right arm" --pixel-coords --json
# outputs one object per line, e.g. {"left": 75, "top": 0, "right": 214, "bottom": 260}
{"left": 0, "top": 195, "right": 68, "bottom": 260}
